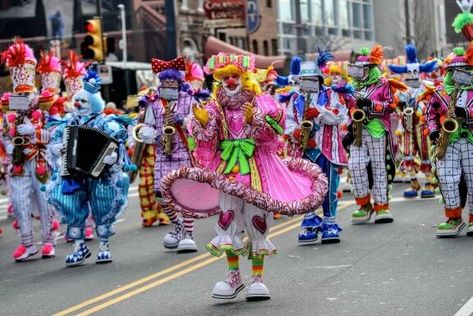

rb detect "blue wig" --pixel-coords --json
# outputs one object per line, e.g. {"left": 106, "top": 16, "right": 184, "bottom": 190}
{"left": 388, "top": 44, "right": 439, "bottom": 74}
{"left": 405, "top": 44, "right": 418, "bottom": 64}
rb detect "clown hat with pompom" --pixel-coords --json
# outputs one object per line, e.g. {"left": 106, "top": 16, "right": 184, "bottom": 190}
{"left": 445, "top": 45, "right": 473, "bottom": 69}
{"left": 354, "top": 45, "right": 384, "bottom": 67}
{"left": 1, "top": 38, "right": 37, "bottom": 94}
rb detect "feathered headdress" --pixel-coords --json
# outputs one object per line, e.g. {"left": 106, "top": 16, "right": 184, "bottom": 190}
{"left": 1, "top": 38, "right": 37, "bottom": 93}
{"left": 316, "top": 49, "right": 334, "bottom": 71}
{"left": 37, "top": 51, "right": 61, "bottom": 74}
{"left": 185, "top": 62, "right": 205, "bottom": 82}
{"left": 62, "top": 50, "right": 87, "bottom": 80}
{"left": 37, "top": 51, "right": 62, "bottom": 94}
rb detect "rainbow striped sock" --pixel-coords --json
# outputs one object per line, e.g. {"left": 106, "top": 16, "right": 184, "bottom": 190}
{"left": 225, "top": 250, "right": 239, "bottom": 271}
{"left": 252, "top": 256, "right": 264, "bottom": 277}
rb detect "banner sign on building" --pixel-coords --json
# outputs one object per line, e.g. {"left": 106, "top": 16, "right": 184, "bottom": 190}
{"left": 247, "top": 0, "right": 260, "bottom": 34}
{"left": 203, "top": 0, "right": 246, "bottom": 28}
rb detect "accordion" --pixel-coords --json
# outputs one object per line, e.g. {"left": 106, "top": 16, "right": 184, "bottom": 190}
{"left": 61, "top": 125, "right": 119, "bottom": 178}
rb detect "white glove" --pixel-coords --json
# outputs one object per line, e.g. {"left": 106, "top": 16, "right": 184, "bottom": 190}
{"left": 5, "top": 143, "right": 14, "bottom": 155}
{"left": 49, "top": 143, "right": 63, "bottom": 156}
{"left": 17, "top": 124, "right": 35, "bottom": 136}
{"left": 138, "top": 126, "right": 158, "bottom": 144}
{"left": 103, "top": 151, "right": 118, "bottom": 165}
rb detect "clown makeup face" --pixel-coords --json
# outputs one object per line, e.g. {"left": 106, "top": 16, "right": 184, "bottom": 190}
{"left": 405, "top": 63, "right": 420, "bottom": 88}
{"left": 331, "top": 73, "right": 343, "bottom": 86}
{"left": 159, "top": 79, "right": 179, "bottom": 101}
{"left": 74, "top": 95, "right": 91, "bottom": 115}
{"left": 221, "top": 73, "right": 242, "bottom": 95}
{"left": 348, "top": 65, "right": 370, "bottom": 81}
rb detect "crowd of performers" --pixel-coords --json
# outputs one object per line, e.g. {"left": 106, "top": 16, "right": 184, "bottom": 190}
{"left": 3, "top": 15, "right": 473, "bottom": 299}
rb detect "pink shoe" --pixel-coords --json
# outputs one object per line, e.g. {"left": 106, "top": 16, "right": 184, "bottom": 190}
{"left": 12, "top": 244, "right": 38, "bottom": 262}
{"left": 85, "top": 227, "right": 94, "bottom": 240}
{"left": 212, "top": 270, "right": 245, "bottom": 299}
{"left": 41, "top": 243, "right": 55, "bottom": 258}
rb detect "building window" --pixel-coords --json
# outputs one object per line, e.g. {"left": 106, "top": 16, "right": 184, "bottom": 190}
{"left": 263, "top": 40, "right": 269, "bottom": 56}
{"left": 272, "top": 39, "right": 278, "bottom": 55}
{"left": 267, "top": 0, "right": 272, "bottom": 8}
{"left": 252, "top": 40, "right": 259, "bottom": 54}
{"left": 311, "top": 0, "right": 323, "bottom": 26}
{"left": 279, "top": 0, "right": 295, "bottom": 21}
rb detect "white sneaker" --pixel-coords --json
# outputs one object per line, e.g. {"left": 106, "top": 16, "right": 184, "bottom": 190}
{"left": 212, "top": 270, "right": 244, "bottom": 299}
{"left": 177, "top": 232, "right": 197, "bottom": 253}
{"left": 163, "top": 219, "right": 183, "bottom": 249}
{"left": 246, "top": 276, "right": 270, "bottom": 300}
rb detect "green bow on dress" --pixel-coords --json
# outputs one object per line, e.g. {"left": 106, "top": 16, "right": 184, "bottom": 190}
{"left": 220, "top": 138, "right": 256, "bottom": 175}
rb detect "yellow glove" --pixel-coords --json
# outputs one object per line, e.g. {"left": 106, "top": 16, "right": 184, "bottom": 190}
{"left": 243, "top": 102, "right": 253, "bottom": 124}
{"left": 192, "top": 105, "right": 209, "bottom": 127}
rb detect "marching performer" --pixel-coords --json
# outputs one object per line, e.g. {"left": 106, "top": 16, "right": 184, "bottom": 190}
{"left": 160, "top": 53, "right": 327, "bottom": 300}
{"left": 131, "top": 88, "right": 170, "bottom": 227}
{"left": 285, "top": 52, "right": 355, "bottom": 244}
{"left": 344, "top": 45, "right": 396, "bottom": 224}
{"left": 137, "top": 57, "right": 198, "bottom": 252}
{"left": 426, "top": 45, "right": 473, "bottom": 237}
{"left": 388, "top": 44, "right": 439, "bottom": 198}
{"left": 47, "top": 70, "right": 131, "bottom": 266}
{"left": 1, "top": 38, "right": 55, "bottom": 261}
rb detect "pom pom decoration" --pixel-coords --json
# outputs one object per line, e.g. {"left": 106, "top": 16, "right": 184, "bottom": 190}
{"left": 360, "top": 47, "right": 371, "bottom": 56}
{"left": 290, "top": 56, "right": 302, "bottom": 76}
{"left": 452, "top": 0, "right": 473, "bottom": 41}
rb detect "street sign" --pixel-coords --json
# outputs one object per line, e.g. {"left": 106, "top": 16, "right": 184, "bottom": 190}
{"left": 247, "top": 0, "right": 261, "bottom": 34}
{"left": 203, "top": 0, "right": 246, "bottom": 28}
{"left": 98, "top": 64, "right": 113, "bottom": 84}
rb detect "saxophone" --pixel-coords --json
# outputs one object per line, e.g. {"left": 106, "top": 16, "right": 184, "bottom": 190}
{"left": 351, "top": 92, "right": 367, "bottom": 147}
{"left": 436, "top": 87, "right": 460, "bottom": 160}
{"left": 300, "top": 92, "right": 314, "bottom": 151}
{"left": 162, "top": 100, "right": 176, "bottom": 156}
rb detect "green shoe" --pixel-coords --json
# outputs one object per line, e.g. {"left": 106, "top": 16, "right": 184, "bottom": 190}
{"left": 352, "top": 204, "right": 373, "bottom": 224}
{"left": 374, "top": 210, "right": 394, "bottom": 224}
{"left": 436, "top": 218, "right": 466, "bottom": 237}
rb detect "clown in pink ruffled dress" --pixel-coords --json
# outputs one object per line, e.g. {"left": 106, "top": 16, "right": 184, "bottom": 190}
{"left": 161, "top": 53, "right": 327, "bottom": 300}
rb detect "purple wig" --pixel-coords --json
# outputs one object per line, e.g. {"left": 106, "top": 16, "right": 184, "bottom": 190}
{"left": 158, "top": 69, "right": 191, "bottom": 92}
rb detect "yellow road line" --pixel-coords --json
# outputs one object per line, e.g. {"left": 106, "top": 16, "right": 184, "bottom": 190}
{"left": 53, "top": 215, "right": 303, "bottom": 316}
{"left": 68, "top": 203, "right": 354, "bottom": 315}
{"left": 76, "top": 220, "right": 305, "bottom": 316}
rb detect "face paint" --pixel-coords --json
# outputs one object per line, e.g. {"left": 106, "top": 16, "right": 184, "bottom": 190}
{"left": 221, "top": 73, "right": 242, "bottom": 95}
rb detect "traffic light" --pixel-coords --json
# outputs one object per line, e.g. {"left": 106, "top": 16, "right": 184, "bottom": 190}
{"left": 81, "top": 18, "right": 104, "bottom": 62}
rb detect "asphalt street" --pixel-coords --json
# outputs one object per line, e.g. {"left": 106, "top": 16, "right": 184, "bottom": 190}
{"left": 1, "top": 183, "right": 473, "bottom": 316}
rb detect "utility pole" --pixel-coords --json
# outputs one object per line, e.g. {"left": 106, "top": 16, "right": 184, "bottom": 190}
{"left": 404, "top": 0, "right": 412, "bottom": 44}
{"left": 294, "top": 0, "right": 304, "bottom": 56}
{"left": 118, "top": 4, "right": 127, "bottom": 63}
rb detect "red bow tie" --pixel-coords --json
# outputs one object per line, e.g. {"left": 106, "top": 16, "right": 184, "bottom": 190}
{"left": 151, "top": 57, "right": 186, "bottom": 74}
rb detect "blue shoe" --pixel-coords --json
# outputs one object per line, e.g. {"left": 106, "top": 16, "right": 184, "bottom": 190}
{"left": 420, "top": 189, "right": 435, "bottom": 198}
{"left": 96, "top": 240, "right": 113, "bottom": 264}
{"left": 65, "top": 242, "right": 91, "bottom": 267}
{"left": 403, "top": 189, "right": 418, "bottom": 198}
{"left": 321, "top": 217, "right": 342, "bottom": 244}
{"left": 300, "top": 213, "right": 323, "bottom": 230}
{"left": 298, "top": 229, "right": 319, "bottom": 244}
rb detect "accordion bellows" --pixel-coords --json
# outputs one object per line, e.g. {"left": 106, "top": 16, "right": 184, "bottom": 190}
{"left": 61, "top": 125, "right": 118, "bottom": 178}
